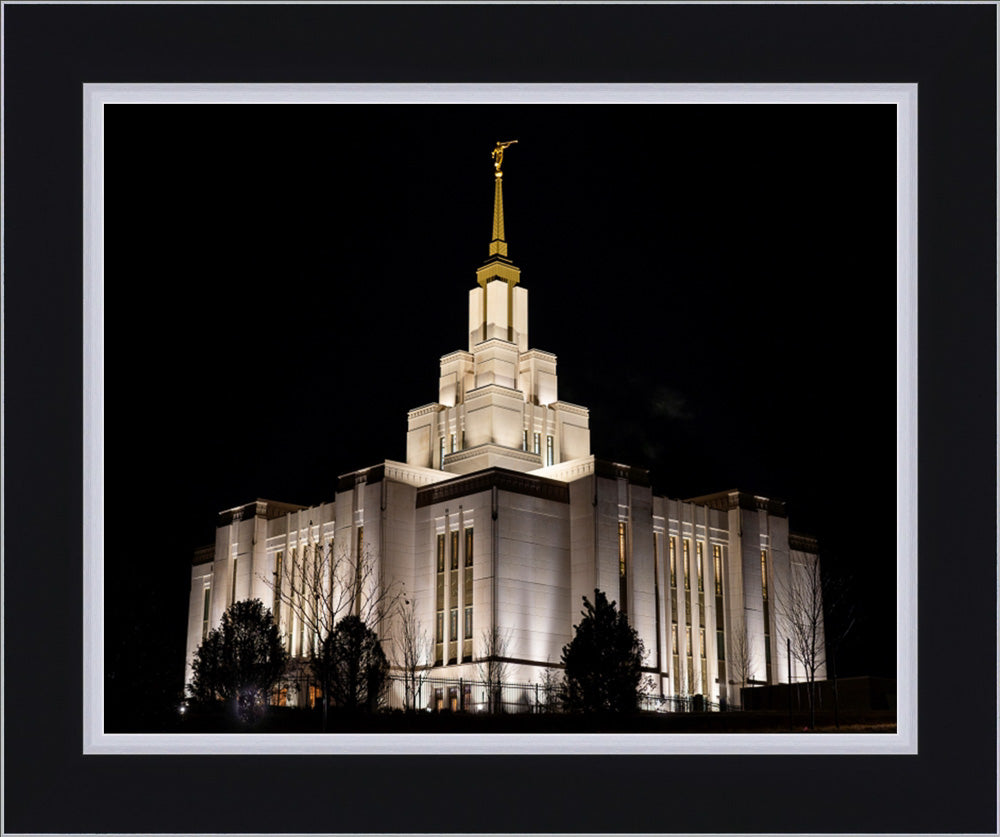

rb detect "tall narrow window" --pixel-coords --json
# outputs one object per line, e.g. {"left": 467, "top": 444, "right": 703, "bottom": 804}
{"left": 450, "top": 433, "right": 456, "bottom": 453}
{"left": 617, "top": 521, "right": 628, "bottom": 617}
{"left": 286, "top": 548, "right": 296, "bottom": 652}
{"left": 435, "top": 533, "right": 445, "bottom": 665}
{"left": 696, "top": 542, "right": 704, "bottom": 593}
{"left": 523, "top": 429, "right": 528, "bottom": 451}
{"left": 669, "top": 537, "right": 677, "bottom": 588}
{"left": 683, "top": 540, "right": 691, "bottom": 591}
{"left": 201, "top": 587, "right": 211, "bottom": 640}
{"left": 449, "top": 530, "right": 458, "bottom": 663}
{"left": 439, "top": 436, "right": 446, "bottom": 469}
{"left": 230, "top": 556, "right": 239, "bottom": 605}
{"left": 546, "top": 435, "right": 554, "bottom": 466}
{"left": 672, "top": 623, "right": 681, "bottom": 696}
{"left": 761, "top": 549, "right": 772, "bottom": 682}
{"left": 533, "top": 431, "right": 541, "bottom": 454}
{"left": 713, "top": 543, "right": 725, "bottom": 685}
{"left": 273, "top": 551, "right": 283, "bottom": 624}
{"left": 686, "top": 625, "right": 695, "bottom": 695}
{"left": 653, "top": 533, "right": 662, "bottom": 676}
{"left": 463, "top": 527, "right": 473, "bottom": 662}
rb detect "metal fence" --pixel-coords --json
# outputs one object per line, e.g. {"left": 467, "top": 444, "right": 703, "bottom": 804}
{"left": 384, "top": 673, "right": 559, "bottom": 714}
{"left": 384, "top": 673, "right": 724, "bottom": 714}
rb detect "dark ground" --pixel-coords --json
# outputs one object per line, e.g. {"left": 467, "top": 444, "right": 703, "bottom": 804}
{"left": 167, "top": 704, "right": 895, "bottom": 735}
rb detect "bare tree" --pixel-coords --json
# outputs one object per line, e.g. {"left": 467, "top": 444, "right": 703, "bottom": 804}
{"left": 394, "top": 595, "right": 432, "bottom": 712}
{"left": 539, "top": 664, "right": 563, "bottom": 712}
{"left": 477, "top": 626, "right": 511, "bottom": 713}
{"left": 259, "top": 538, "right": 402, "bottom": 727}
{"left": 728, "top": 622, "right": 754, "bottom": 710}
{"left": 776, "top": 553, "right": 826, "bottom": 728}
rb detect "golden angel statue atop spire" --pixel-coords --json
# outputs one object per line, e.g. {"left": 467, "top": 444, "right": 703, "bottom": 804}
{"left": 492, "top": 140, "right": 518, "bottom": 176}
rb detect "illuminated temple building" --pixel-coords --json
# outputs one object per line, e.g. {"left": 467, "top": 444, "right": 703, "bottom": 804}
{"left": 185, "top": 143, "right": 825, "bottom": 710}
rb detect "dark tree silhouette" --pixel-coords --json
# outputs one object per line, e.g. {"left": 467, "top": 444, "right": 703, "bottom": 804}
{"left": 188, "top": 598, "right": 288, "bottom": 723}
{"left": 561, "top": 589, "right": 646, "bottom": 713}
{"left": 318, "top": 615, "right": 389, "bottom": 713}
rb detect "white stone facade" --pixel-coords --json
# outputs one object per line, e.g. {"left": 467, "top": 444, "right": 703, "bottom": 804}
{"left": 185, "top": 158, "right": 825, "bottom": 709}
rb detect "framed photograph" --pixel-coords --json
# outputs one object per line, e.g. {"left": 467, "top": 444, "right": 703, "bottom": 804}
{"left": 4, "top": 3, "right": 996, "bottom": 835}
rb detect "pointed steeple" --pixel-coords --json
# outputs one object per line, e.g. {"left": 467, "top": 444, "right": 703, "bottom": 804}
{"left": 489, "top": 174, "right": 507, "bottom": 257}
{"left": 478, "top": 141, "right": 520, "bottom": 290}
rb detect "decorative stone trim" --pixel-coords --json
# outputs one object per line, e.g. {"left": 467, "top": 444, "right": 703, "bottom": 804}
{"left": 407, "top": 403, "right": 442, "bottom": 419}
{"left": 444, "top": 444, "right": 541, "bottom": 466}
{"left": 416, "top": 467, "right": 570, "bottom": 508}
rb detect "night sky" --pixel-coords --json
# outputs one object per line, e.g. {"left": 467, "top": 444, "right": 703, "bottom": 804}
{"left": 104, "top": 103, "right": 896, "bottom": 723}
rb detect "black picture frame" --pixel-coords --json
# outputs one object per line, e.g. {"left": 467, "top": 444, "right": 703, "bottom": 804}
{"left": 4, "top": 3, "right": 996, "bottom": 834}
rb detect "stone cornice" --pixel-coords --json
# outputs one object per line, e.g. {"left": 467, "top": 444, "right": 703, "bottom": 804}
{"left": 788, "top": 533, "right": 819, "bottom": 553}
{"left": 407, "top": 403, "right": 442, "bottom": 419}
{"left": 519, "top": 348, "right": 557, "bottom": 362}
{"left": 684, "top": 489, "right": 788, "bottom": 518}
{"left": 528, "top": 455, "right": 595, "bottom": 483}
{"left": 383, "top": 459, "right": 454, "bottom": 488}
{"left": 416, "top": 466, "right": 570, "bottom": 508}
{"left": 439, "top": 350, "right": 474, "bottom": 365}
{"left": 444, "top": 443, "right": 541, "bottom": 466}
{"left": 465, "top": 382, "right": 524, "bottom": 400}
{"left": 551, "top": 400, "right": 589, "bottom": 417}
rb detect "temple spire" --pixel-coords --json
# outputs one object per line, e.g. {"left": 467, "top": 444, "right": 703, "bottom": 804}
{"left": 489, "top": 140, "right": 516, "bottom": 257}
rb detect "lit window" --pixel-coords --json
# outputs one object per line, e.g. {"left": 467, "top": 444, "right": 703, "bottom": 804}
{"left": 436, "top": 534, "right": 445, "bottom": 572}
{"left": 450, "top": 608, "right": 458, "bottom": 642}
{"left": 686, "top": 626, "right": 693, "bottom": 656}
{"left": 546, "top": 435, "right": 554, "bottom": 466}
{"left": 450, "top": 530, "right": 459, "bottom": 571}
{"left": 440, "top": 436, "right": 446, "bottom": 469}
{"left": 201, "top": 587, "right": 211, "bottom": 640}
{"left": 533, "top": 431, "right": 541, "bottom": 454}
{"left": 436, "top": 611, "right": 444, "bottom": 644}
{"left": 713, "top": 544, "right": 722, "bottom": 596}
{"left": 672, "top": 624, "right": 679, "bottom": 655}
{"left": 465, "top": 527, "right": 474, "bottom": 567}
{"left": 699, "top": 626, "right": 706, "bottom": 658}
{"left": 683, "top": 540, "right": 690, "bottom": 591}
{"left": 760, "top": 549, "right": 768, "bottom": 601}
{"left": 669, "top": 537, "right": 677, "bottom": 588}
{"left": 450, "top": 433, "right": 456, "bottom": 453}
{"left": 618, "top": 522, "right": 627, "bottom": 578}
{"left": 464, "top": 606, "right": 473, "bottom": 639}
{"left": 697, "top": 542, "right": 704, "bottom": 592}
